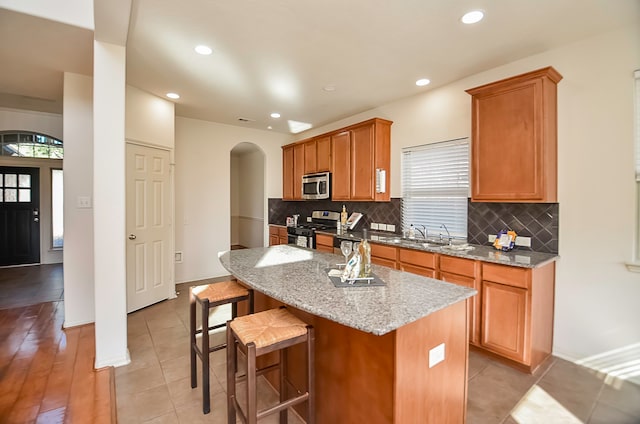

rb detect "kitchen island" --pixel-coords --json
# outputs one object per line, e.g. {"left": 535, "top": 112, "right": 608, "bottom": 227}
{"left": 219, "top": 244, "right": 477, "bottom": 423}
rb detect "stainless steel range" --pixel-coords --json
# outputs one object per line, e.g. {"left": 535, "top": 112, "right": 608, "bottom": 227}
{"left": 287, "top": 210, "right": 340, "bottom": 248}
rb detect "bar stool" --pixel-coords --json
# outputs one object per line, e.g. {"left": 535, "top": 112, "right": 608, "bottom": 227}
{"left": 226, "top": 307, "right": 315, "bottom": 424}
{"left": 190, "top": 280, "right": 254, "bottom": 414}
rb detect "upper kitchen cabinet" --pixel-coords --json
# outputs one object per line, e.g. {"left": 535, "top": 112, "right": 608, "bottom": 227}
{"left": 304, "top": 136, "right": 331, "bottom": 174}
{"left": 282, "top": 143, "right": 305, "bottom": 200}
{"left": 331, "top": 118, "right": 392, "bottom": 202}
{"left": 466, "top": 67, "right": 562, "bottom": 202}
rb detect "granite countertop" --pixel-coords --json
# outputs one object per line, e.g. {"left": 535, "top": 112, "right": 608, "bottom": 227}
{"left": 219, "top": 245, "right": 476, "bottom": 336}
{"left": 319, "top": 229, "right": 558, "bottom": 268}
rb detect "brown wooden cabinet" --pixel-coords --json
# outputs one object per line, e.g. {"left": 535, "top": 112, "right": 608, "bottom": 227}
{"left": 466, "top": 67, "right": 562, "bottom": 202}
{"left": 331, "top": 119, "right": 391, "bottom": 202}
{"left": 316, "top": 136, "right": 331, "bottom": 172}
{"left": 282, "top": 144, "right": 305, "bottom": 200}
{"left": 315, "top": 233, "right": 334, "bottom": 253}
{"left": 479, "top": 262, "right": 555, "bottom": 373}
{"left": 268, "top": 225, "right": 289, "bottom": 246}
{"left": 439, "top": 256, "right": 480, "bottom": 346}
{"left": 398, "top": 248, "right": 436, "bottom": 278}
{"left": 370, "top": 242, "right": 398, "bottom": 268}
{"left": 303, "top": 140, "right": 317, "bottom": 174}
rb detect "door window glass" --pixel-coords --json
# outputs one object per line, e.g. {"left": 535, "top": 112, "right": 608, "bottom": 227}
{"left": 19, "top": 174, "right": 31, "bottom": 188}
{"left": 19, "top": 189, "right": 31, "bottom": 202}
{"left": 5, "top": 189, "right": 17, "bottom": 202}
{"left": 5, "top": 174, "right": 16, "bottom": 187}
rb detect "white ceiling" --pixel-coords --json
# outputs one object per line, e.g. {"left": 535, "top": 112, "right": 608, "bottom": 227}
{"left": 1, "top": 0, "right": 638, "bottom": 134}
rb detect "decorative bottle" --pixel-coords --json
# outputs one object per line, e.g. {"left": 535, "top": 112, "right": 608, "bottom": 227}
{"left": 359, "top": 229, "right": 371, "bottom": 278}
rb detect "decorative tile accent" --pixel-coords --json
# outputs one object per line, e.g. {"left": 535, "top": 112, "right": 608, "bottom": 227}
{"left": 468, "top": 201, "right": 559, "bottom": 254}
{"left": 268, "top": 198, "right": 402, "bottom": 233}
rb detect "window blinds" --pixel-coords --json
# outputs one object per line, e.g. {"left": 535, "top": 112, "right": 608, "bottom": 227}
{"left": 401, "top": 138, "right": 470, "bottom": 238}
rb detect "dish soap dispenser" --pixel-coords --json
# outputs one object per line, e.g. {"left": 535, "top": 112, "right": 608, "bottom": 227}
{"left": 408, "top": 224, "right": 416, "bottom": 239}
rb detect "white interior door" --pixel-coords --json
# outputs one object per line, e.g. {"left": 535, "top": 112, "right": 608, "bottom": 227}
{"left": 126, "top": 143, "right": 173, "bottom": 312}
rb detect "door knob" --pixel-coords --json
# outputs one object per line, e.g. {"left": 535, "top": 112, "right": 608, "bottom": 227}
{"left": 128, "top": 234, "right": 136, "bottom": 240}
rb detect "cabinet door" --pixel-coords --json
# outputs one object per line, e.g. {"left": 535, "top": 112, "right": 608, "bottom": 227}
{"left": 350, "top": 124, "right": 375, "bottom": 201}
{"left": 481, "top": 281, "right": 529, "bottom": 363}
{"left": 304, "top": 140, "right": 317, "bottom": 174}
{"left": 293, "top": 143, "right": 305, "bottom": 200}
{"left": 269, "top": 234, "right": 280, "bottom": 246}
{"left": 331, "top": 131, "right": 351, "bottom": 200}
{"left": 315, "top": 234, "right": 334, "bottom": 252}
{"left": 440, "top": 271, "right": 479, "bottom": 346}
{"left": 282, "top": 146, "right": 294, "bottom": 200}
{"left": 316, "top": 136, "right": 331, "bottom": 172}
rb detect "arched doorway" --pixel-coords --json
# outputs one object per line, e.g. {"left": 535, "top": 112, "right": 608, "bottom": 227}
{"left": 230, "top": 142, "right": 265, "bottom": 249}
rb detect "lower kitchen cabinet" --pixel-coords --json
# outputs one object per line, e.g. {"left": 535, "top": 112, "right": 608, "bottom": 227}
{"left": 268, "top": 225, "right": 288, "bottom": 246}
{"left": 315, "top": 233, "right": 334, "bottom": 253}
{"left": 439, "top": 256, "right": 480, "bottom": 346}
{"left": 371, "top": 242, "right": 398, "bottom": 268}
{"left": 398, "top": 248, "right": 436, "bottom": 278}
{"left": 479, "top": 262, "right": 556, "bottom": 373}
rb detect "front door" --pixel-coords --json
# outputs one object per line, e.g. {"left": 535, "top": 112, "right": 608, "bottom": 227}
{"left": 0, "top": 167, "right": 40, "bottom": 266}
{"left": 126, "top": 143, "right": 173, "bottom": 312}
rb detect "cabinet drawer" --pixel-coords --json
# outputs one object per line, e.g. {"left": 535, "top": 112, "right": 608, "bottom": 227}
{"left": 316, "top": 233, "right": 334, "bottom": 248}
{"left": 439, "top": 256, "right": 476, "bottom": 277}
{"left": 399, "top": 248, "right": 436, "bottom": 269}
{"left": 482, "top": 263, "right": 530, "bottom": 289}
{"left": 400, "top": 263, "right": 435, "bottom": 278}
{"left": 371, "top": 243, "right": 397, "bottom": 261}
{"left": 371, "top": 256, "right": 397, "bottom": 269}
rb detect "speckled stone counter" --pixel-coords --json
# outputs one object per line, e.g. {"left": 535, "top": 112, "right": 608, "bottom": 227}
{"left": 219, "top": 244, "right": 476, "bottom": 336}
{"left": 326, "top": 229, "right": 558, "bottom": 268}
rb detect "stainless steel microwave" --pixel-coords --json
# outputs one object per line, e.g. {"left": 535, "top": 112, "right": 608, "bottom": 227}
{"left": 302, "top": 172, "right": 331, "bottom": 200}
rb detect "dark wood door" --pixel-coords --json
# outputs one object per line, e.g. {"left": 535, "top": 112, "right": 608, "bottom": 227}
{"left": 0, "top": 167, "right": 40, "bottom": 266}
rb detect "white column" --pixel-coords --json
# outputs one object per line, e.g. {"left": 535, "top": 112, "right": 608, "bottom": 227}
{"left": 93, "top": 40, "right": 129, "bottom": 368}
{"left": 62, "top": 72, "right": 95, "bottom": 327}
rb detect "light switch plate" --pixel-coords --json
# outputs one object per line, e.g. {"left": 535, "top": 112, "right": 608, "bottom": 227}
{"left": 429, "top": 343, "right": 445, "bottom": 368}
{"left": 174, "top": 251, "right": 183, "bottom": 263}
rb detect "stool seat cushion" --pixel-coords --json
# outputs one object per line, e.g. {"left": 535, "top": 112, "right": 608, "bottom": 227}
{"left": 231, "top": 308, "right": 308, "bottom": 349}
{"left": 193, "top": 281, "right": 249, "bottom": 303}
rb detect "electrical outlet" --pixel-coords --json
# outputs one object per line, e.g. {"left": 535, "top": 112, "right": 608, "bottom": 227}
{"left": 306, "top": 216, "right": 312, "bottom": 222}
{"left": 515, "top": 236, "right": 532, "bottom": 247}
{"left": 488, "top": 234, "right": 497, "bottom": 243}
{"left": 429, "top": 343, "right": 445, "bottom": 368}
{"left": 371, "top": 223, "right": 379, "bottom": 230}
{"left": 387, "top": 224, "right": 396, "bottom": 232}
{"left": 77, "top": 196, "right": 92, "bottom": 208}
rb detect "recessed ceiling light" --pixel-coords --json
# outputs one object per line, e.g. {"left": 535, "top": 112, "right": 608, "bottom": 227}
{"left": 416, "top": 78, "right": 431, "bottom": 87}
{"left": 323, "top": 85, "right": 336, "bottom": 92}
{"left": 194, "top": 45, "right": 212, "bottom": 55}
{"left": 267, "top": 126, "right": 273, "bottom": 130}
{"left": 166, "top": 92, "right": 180, "bottom": 99}
{"left": 270, "top": 112, "right": 281, "bottom": 118}
{"left": 461, "top": 10, "right": 484, "bottom": 24}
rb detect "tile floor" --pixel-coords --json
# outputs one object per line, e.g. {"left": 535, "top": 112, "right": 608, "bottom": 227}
{"left": 115, "top": 280, "right": 640, "bottom": 424}
{"left": 1, "top": 265, "right": 638, "bottom": 423}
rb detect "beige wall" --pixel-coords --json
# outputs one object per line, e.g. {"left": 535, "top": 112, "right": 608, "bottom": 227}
{"left": 174, "top": 117, "right": 288, "bottom": 283}
{"left": 232, "top": 147, "right": 265, "bottom": 248}
{"left": 297, "top": 25, "right": 640, "bottom": 365}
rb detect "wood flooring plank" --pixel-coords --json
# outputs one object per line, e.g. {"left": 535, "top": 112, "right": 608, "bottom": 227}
{"left": 39, "top": 327, "right": 80, "bottom": 413}
{"left": 65, "top": 325, "right": 97, "bottom": 424}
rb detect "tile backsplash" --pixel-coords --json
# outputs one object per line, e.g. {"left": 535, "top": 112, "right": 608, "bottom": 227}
{"left": 268, "top": 198, "right": 402, "bottom": 232}
{"left": 467, "top": 201, "right": 559, "bottom": 254}
{"left": 268, "top": 198, "right": 559, "bottom": 254}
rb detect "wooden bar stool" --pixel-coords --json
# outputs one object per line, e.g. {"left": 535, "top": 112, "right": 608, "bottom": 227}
{"left": 190, "top": 280, "right": 254, "bottom": 414}
{"left": 226, "top": 307, "right": 315, "bottom": 424}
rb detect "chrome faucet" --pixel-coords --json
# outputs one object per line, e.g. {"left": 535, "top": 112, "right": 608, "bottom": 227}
{"left": 415, "top": 225, "right": 426, "bottom": 239}
{"left": 440, "top": 223, "right": 451, "bottom": 245}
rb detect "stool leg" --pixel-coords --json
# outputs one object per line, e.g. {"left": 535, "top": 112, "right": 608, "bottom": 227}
{"left": 189, "top": 288, "right": 197, "bottom": 389}
{"left": 247, "top": 343, "right": 257, "bottom": 424}
{"left": 279, "top": 348, "right": 288, "bottom": 424}
{"left": 202, "top": 299, "right": 210, "bottom": 414}
{"left": 232, "top": 301, "right": 238, "bottom": 320}
{"left": 226, "top": 322, "right": 236, "bottom": 424}
{"left": 248, "top": 289, "right": 254, "bottom": 314}
{"left": 307, "top": 327, "right": 315, "bottom": 424}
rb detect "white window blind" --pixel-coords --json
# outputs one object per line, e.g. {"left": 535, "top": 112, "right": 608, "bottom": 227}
{"left": 402, "top": 138, "right": 470, "bottom": 239}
